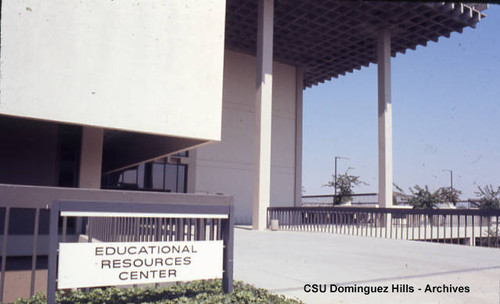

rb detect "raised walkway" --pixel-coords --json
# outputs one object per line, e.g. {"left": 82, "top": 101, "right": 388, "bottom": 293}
{"left": 233, "top": 227, "right": 500, "bottom": 304}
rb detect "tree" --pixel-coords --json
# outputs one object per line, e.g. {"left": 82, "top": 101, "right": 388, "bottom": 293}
{"left": 404, "top": 185, "right": 461, "bottom": 209}
{"left": 407, "top": 185, "right": 443, "bottom": 209}
{"left": 475, "top": 185, "right": 500, "bottom": 210}
{"left": 324, "top": 169, "right": 367, "bottom": 204}
{"left": 475, "top": 185, "right": 500, "bottom": 248}
{"left": 436, "top": 187, "right": 462, "bottom": 205}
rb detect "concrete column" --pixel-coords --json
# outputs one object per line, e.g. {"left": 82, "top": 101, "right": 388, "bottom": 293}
{"left": 77, "top": 126, "right": 103, "bottom": 234}
{"left": 253, "top": 0, "right": 274, "bottom": 230}
{"left": 78, "top": 126, "right": 104, "bottom": 189}
{"left": 377, "top": 29, "right": 393, "bottom": 208}
{"left": 294, "top": 67, "right": 303, "bottom": 207}
{"left": 186, "top": 149, "right": 197, "bottom": 193}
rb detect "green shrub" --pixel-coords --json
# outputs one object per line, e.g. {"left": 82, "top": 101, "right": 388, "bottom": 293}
{"left": 476, "top": 185, "right": 500, "bottom": 210}
{"left": 13, "top": 280, "right": 303, "bottom": 304}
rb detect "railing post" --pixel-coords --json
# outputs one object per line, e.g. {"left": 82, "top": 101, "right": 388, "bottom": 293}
{"left": 495, "top": 215, "right": 499, "bottom": 248}
{"left": 450, "top": 213, "right": 453, "bottom": 244}
{"left": 47, "top": 201, "right": 60, "bottom": 304}
{"left": 472, "top": 215, "right": 475, "bottom": 246}
{"left": 30, "top": 208, "right": 40, "bottom": 297}
{"left": 0, "top": 207, "right": 11, "bottom": 303}
{"left": 465, "top": 215, "right": 469, "bottom": 246}
{"left": 487, "top": 216, "right": 491, "bottom": 248}
{"left": 222, "top": 203, "right": 234, "bottom": 293}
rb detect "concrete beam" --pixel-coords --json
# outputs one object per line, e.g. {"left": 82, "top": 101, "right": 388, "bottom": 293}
{"left": 377, "top": 29, "right": 393, "bottom": 208}
{"left": 253, "top": 0, "right": 274, "bottom": 230}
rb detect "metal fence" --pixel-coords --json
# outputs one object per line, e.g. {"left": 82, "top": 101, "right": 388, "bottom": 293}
{"left": 302, "top": 193, "right": 378, "bottom": 206}
{"left": 0, "top": 207, "right": 53, "bottom": 303}
{"left": 267, "top": 206, "right": 500, "bottom": 248}
{"left": 87, "top": 217, "right": 225, "bottom": 243}
{"left": 47, "top": 200, "right": 234, "bottom": 304}
{"left": 0, "top": 184, "right": 233, "bottom": 303}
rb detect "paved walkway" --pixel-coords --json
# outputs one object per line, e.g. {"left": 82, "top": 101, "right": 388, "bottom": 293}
{"left": 233, "top": 227, "right": 500, "bottom": 304}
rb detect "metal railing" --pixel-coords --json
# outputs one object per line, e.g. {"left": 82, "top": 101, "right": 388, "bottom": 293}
{"left": 88, "top": 217, "right": 224, "bottom": 243}
{"left": 0, "top": 184, "right": 233, "bottom": 303}
{"left": 302, "top": 193, "right": 378, "bottom": 206}
{"left": 47, "top": 200, "right": 234, "bottom": 304}
{"left": 267, "top": 206, "right": 500, "bottom": 248}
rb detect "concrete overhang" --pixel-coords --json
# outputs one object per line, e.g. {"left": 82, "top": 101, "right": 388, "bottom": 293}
{"left": 102, "top": 130, "right": 204, "bottom": 173}
{"left": 225, "top": 1, "right": 487, "bottom": 88}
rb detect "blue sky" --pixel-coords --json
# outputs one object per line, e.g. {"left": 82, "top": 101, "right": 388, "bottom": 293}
{"left": 302, "top": 4, "right": 500, "bottom": 200}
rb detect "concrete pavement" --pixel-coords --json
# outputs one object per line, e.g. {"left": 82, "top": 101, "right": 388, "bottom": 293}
{"left": 233, "top": 227, "right": 500, "bottom": 304}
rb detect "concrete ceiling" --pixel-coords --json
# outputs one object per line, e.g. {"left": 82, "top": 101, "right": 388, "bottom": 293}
{"left": 225, "top": 1, "right": 487, "bottom": 88}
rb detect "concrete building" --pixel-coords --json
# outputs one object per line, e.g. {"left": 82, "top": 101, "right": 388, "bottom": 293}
{"left": 0, "top": 1, "right": 490, "bottom": 301}
{"left": 1, "top": 1, "right": 487, "bottom": 225}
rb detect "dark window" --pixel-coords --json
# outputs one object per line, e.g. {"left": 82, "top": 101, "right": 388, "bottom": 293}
{"left": 175, "top": 151, "right": 189, "bottom": 157}
{"left": 102, "top": 156, "right": 188, "bottom": 193}
{"left": 152, "top": 162, "right": 165, "bottom": 190}
{"left": 57, "top": 124, "right": 82, "bottom": 187}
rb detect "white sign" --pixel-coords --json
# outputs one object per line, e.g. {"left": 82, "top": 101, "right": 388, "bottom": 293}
{"left": 57, "top": 240, "right": 223, "bottom": 289}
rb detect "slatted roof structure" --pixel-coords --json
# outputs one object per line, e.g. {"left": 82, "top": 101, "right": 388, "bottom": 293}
{"left": 225, "top": 1, "right": 487, "bottom": 88}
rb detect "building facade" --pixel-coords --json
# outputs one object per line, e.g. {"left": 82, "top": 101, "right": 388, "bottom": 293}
{"left": 1, "top": 1, "right": 487, "bottom": 225}
{"left": 0, "top": 1, "right": 489, "bottom": 301}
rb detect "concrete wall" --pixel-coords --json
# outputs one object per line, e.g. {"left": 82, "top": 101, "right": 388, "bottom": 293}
{"left": 195, "top": 51, "right": 297, "bottom": 224}
{"left": 0, "top": 0, "right": 225, "bottom": 141}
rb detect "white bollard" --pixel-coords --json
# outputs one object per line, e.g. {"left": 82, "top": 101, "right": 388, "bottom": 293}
{"left": 270, "top": 219, "right": 279, "bottom": 231}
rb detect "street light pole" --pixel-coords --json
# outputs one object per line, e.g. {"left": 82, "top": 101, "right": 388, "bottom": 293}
{"left": 334, "top": 156, "right": 349, "bottom": 203}
{"left": 442, "top": 169, "right": 454, "bottom": 204}
{"left": 442, "top": 169, "right": 453, "bottom": 190}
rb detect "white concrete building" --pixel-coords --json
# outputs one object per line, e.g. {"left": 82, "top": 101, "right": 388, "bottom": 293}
{"left": 0, "top": 1, "right": 487, "bottom": 226}
{"left": 0, "top": 1, "right": 490, "bottom": 301}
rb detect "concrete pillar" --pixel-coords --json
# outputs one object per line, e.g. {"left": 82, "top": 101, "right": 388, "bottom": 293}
{"left": 77, "top": 126, "right": 103, "bottom": 234}
{"left": 78, "top": 126, "right": 104, "bottom": 188}
{"left": 294, "top": 67, "right": 303, "bottom": 207}
{"left": 186, "top": 149, "right": 197, "bottom": 193}
{"left": 377, "top": 29, "right": 393, "bottom": 208}
{"left": 253, "top": 0, "right": 274, "bottom": 230}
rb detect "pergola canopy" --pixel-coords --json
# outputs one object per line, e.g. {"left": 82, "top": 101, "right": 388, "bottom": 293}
{"left": 225, "top": 1, "right": 487, "bottom": 88}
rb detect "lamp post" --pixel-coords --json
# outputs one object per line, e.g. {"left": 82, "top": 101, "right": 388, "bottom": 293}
{"left": 334, "top": 156, "right": 349, "bottom": 203}
{"left": 442, "top": 169, "right": 454, "bottom": 204}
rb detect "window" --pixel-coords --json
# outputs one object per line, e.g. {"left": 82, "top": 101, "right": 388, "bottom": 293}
{"left": 101, "top": 153, "right": 188, "bottom": 193}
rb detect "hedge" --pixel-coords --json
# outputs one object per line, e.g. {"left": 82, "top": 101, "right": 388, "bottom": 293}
{"left": 13, "top": 280, "right": 304, "bottom": 304}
